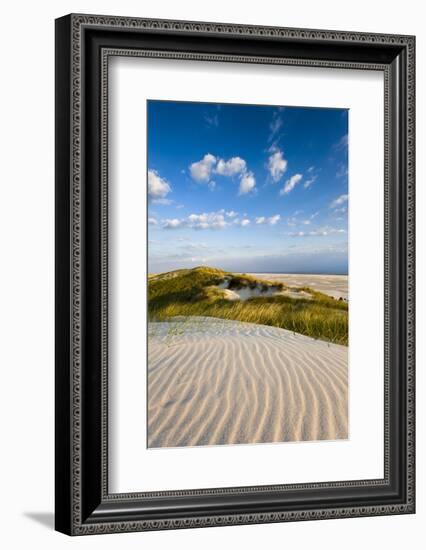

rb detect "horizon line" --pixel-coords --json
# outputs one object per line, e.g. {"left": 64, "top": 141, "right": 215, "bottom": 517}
{"left": 148, "top": 265, "right": 348, "bottom": 277}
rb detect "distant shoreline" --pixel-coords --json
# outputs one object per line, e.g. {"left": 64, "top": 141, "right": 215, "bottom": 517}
{"left": 240, "top": 271, "right": 348, "bottom": 277}
{"left": 148, "top": 270, "right": 348, "bottom": 277}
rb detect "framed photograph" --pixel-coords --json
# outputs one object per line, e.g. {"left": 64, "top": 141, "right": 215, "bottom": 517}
{"left": 55, "top": 14, "right": 415, "bottom": 535}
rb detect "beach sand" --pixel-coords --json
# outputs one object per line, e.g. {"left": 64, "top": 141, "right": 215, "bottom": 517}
{"left": 148, "top": 317, "right": 348, "bottom": 448}
{"left": 246, "top": 273, "right": 348, "bottom": 300}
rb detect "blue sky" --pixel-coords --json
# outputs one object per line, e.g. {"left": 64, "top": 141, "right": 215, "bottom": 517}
{"left": 147, "top": 100, "right": 348, "bottom": 274}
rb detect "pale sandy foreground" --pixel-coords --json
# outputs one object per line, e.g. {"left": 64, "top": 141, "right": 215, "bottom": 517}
{"left": 148, "top": 317, "right": 348, "bottom": 448}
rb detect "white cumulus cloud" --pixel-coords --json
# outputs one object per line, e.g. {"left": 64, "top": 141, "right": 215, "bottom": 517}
{"left": 267, "top": 148, "right": 288, "bottom": 182}
{"left": 158, "top": 210, "right": 283, "bottom": 231}
{"left": 288, "top": 227, "right": 346, "bottom": 237}
{"left": 268, "top": 214, "right": 281, "bottom": 225}
{"left": 215, "top": 157, "right": 247, "bottom": 177}
{"left": 239, "top": 171, "right": 256, "bottom": 195}
{"left": 163, "top": 218, "right": 183, "bottom": 229}
{"left": 152, "top": 198, "right": 174, "bottom": 205}
{"left": 189, "top": 153, "right": 217, "bottom": 183}
{"left": 280, "top": 173, "right": 303, "bottom": 195}
{"left": 148, "top": 169, "right": 171, "bottom": 200}
{"left": 189, "top": 154, "right": 256, "bottom": 194}
{"left": 304, "top": 175, "right": 317, "bottom": 189}
{"left": 330, "top": 194, "right": 349, "bottom": 208}
{"left": 187, "top": 211, "right": 227, "bottom": 230}
{"left": 256, "top": 214, "right": 281, "bottom": 225}
{"left": 233, "top": 218, "right": 251, "bottom": 227}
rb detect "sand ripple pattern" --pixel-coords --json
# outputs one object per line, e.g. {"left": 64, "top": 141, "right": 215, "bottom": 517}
{"left": 148, "top": 317, "right": 348, "bottom": 448}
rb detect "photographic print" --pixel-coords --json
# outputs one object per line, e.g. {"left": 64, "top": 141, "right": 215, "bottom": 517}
{"left": 147, "top": 100, "right": 349, "bottom": 449}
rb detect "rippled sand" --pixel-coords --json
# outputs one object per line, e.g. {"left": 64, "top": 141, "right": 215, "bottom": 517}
{"left": 148, "top": 317, "right": 348, "bottom": 448}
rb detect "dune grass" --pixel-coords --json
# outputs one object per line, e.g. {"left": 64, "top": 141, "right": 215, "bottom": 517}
{"left": 148, "top": 266, "right": 348, "bottom": 345}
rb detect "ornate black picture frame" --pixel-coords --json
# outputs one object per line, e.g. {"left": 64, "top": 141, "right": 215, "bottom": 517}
{"left": 55, "top": 14, "right": 415, "bottom": 535}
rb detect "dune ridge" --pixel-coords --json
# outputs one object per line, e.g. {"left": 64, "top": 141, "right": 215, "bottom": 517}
{"left": 148, "top": 317, "right": 348, "bottom": 448}
{"left": 247, "top": 273, "right": 348, "bottom": 301}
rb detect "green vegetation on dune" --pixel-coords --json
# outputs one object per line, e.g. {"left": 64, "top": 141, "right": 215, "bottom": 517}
{"left": 148, "top": 266, "right": 348, "bottom": 345}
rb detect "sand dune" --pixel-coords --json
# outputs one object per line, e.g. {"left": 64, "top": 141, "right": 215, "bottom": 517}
{"left": 148, "top": 317, "right": 348, "bottom": 448}
{"left": 246, "top": 273, "right": 348, "bottom": 300}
